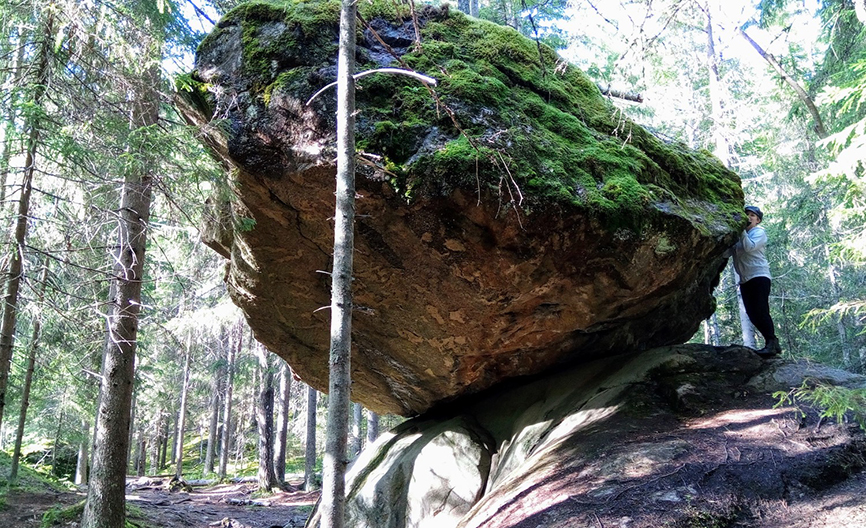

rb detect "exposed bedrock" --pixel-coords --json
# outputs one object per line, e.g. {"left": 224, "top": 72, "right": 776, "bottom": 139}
{"left": 179, "top": 0, "right": 745, "bottom": 415}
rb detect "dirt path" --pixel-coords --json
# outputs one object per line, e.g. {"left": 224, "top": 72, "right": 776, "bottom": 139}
{"left": 1, "top": 479, "right": 318, "bottom": 528}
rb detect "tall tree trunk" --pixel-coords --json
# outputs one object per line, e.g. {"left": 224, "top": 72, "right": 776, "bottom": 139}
{"left": 819, "top": 244, "right": 850, "bottom": 365}
{"left": 203, "top": 352, "right": 222, "bottom": 476}
{"left": 732, "top": 264, "right": 756, "bottom": 348}
{"left": 75, "top": 420, "right": 90, "bottom": 485}
{"left": 740, "top": 28, "right": 828, "bottom": 139}
{"left": 0, "top": 10, "right": 52, "bottom": 433}
{"left": 469, "top": 0, "right": 479, "bottom": 17}
{"left": 9, "top": 262, "right": 49, "bottom": 483}
{"left": 127, "top": 391, "right": 137, "bottom": 469}
{"left": 704, "top": 2, "right": 730, "bottom": 166}
{"left": 273, "top": 360, "right": 292, "bottom": 483}
{"left": 366, "top": 410, "right": 379, "bottom": 443}
{"left": 51, "top": 406, "right": 65, "bottom": 476}
{"left": 218, "top": 322, "right": 238, "bottom": 480}
{"left": 0, "top": 29, "right": 28, "bottom": 209}
{"left": 350, "top": 403, "right": 362, "bottom": 458}
{"left": 255, "top": 344, "right": 279, "bottom": 491}
{"left": 90, "top": 280, "right": 114, "bottom": 475}
{"left": 160, "top": 416, "right": 170, "bottom": 470}
{"left": 149, "top": 417, "right": 160, "bottom": 476}
{"left": 304, "top": 385, "right": 318, "bottom": 492}
{"left": 135, "top": 429, "right": 146, "bottom": 477}
{"left": 81, "top": 39, "right": 159, "bottom": 528}
{"left": 174, "top": 331, "right": 193, "bottom": 478}
{"left": 322, "top": 0, "right": 357, "bottom": 524}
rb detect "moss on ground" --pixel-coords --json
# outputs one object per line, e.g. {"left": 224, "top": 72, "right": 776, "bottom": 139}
{"left": 190, "top": 0, "right": 744, "bottom": 232}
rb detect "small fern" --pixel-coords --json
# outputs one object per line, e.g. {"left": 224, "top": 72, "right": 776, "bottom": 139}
{"left": 774, "top": 378, "right": 866, "bottom": 431}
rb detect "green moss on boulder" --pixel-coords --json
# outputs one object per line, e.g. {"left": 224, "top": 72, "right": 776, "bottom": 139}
{"left": 189, "top": 0, "right": 743, "bottom": 233}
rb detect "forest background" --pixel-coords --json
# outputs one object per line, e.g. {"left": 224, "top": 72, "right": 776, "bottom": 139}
{"left": 0, "top": 0, "right": 863, "bottom": 498}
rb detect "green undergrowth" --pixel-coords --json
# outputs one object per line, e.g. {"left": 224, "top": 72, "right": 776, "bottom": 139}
{"left": 189, "top": 0, "right": 744, "bottom": 233}
{"left": 775, "top": 380, "right": 866, "bottom": 431}
{"left": 40, "top": 501, "right": 147, "bottom": 528}
{"left": 0, "top": 449, "right": 71, "bottom": 493}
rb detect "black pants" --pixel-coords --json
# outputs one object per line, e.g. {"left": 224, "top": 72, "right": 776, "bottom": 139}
{"left": 740, "top": 276, "right": 776, "bottom": 342}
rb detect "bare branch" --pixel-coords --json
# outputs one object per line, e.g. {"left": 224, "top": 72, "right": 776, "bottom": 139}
{"left": 306, "top": 68, "right": 436, "bottom": 106}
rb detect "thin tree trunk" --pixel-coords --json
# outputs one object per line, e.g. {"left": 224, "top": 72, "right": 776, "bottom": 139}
{"left": 322, "top": 0, "right": 357, "bottom": 523}
{"left": 90, "top": 280, "right": 114, "bottom": 475}
{"left": 203, "top": 351, "right": 222, "bottom": 476}
{"left": 704, "top": 2, "right": 730, "bottom": 166}
{"left": 149, "top": 417, "right": 160, "bottom": 476}
{"left": 304, "top": 385, "right": 318, "bottom": 492}
{"left": 823, "top": 245, "right": 851, "bottom": 365}
{"left": 0, "top": 29, "right": 28, "bottom": 209}
{"left": 469, "top": 0, "right": 479, "bottom": 17}
{"left": 127, "top": 391, "right": 137, "bottom": 469}
{"left": 135, "top": 430, "right": 146, "bottom": 476}
{"left": 81, "top": 38, "right": 159, "bottom": 528}
{"left": 161, "top": 414, "right": 171, "bottom": 471}
{"left": 709, "top": 313, "right": 720, "bottom": 346}
{"left": 175, "top": 331, "right": 193, "bottom": 478}
{"left": 255, "top": 345, "right": 279, "bottom": 491}
{"left": 0, "top": 11, "right": 52, "bottom": 433}
{"left": 350, "top": 403, "right": 362, "bottom": 458}
{"left": 732, "top": 263, "right": 756, "bottom": 348}
{"left": 366, "top": 410, "right": 379, "bottom": 443}
{"left": 75, "top": 420, "right": 90, "bottom": 485}
{"left": 9, "top": 263, "right": 49, "bottom": 483}
{"left": 740, "top": 28, "right": 828, "bottom": 138}
{"left": 218, "top": 322, "right": 238, "bottom": 480}
{"left": 273, "top": 360, "right": 292, "bottom": 483}
{"left": 51, "top": 406, "right": 65, "bottom": 476}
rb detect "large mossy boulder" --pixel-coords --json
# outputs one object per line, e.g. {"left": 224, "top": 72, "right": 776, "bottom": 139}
{"left": 178, "top": 0, "right": 745, "bottom": 416}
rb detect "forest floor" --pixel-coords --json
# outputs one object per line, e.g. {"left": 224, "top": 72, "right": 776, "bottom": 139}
{"left": 1, "top": 476, "right": 319, "bottom": 528}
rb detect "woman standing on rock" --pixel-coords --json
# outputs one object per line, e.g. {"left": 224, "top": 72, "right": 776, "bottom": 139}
{"left": 728, "top": 205, "right": 781, "bottom": 357}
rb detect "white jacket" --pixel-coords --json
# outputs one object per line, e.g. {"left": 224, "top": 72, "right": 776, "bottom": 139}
{"left": 730, "top": 226, "right": 771, "bottom": 283}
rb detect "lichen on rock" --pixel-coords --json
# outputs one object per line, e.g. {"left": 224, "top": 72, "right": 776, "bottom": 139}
{"left": 177, "top": 0, "right": 746, "bottom": 416}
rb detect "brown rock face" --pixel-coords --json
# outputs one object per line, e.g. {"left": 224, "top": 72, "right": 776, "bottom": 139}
{"left": 181, "top": 2, "right": 744, "bottom": 415}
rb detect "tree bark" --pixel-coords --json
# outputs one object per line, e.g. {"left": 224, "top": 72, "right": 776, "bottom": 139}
{"left": 273, "top": 360, "right": 292, "bottom": 483}
{"left": 218, "top": 321, "right": 238, "bottom": 480}
{"left": 739, "top": 28, "right": 828, "bottom": 139}
{"left": 824, "top": 245, "right": 851, "bottom": 366}
{"left": 255, "top": 344, "right": 279, "bottom": 491}
{"left": 322, "top": 0, "right": 358, "bottom": 524}
{"left": 350, "top": 402, "right": 362, "bottom": 458}
{"left": 0, "top": 29, "right": 28, "bottom": 209}
{"left": 0, "top": 10, "right": 52, "bottom": 433}
{"left": 704, "top": 2, "right": 730, "bottom": 166}
{"left": 203, "top": 347, "right": 223, "bottom": 476}
{"left": 731, "top": 263, "right": 757, "bottom": 348}
{"left": 9, "top": 262, "right": 49, "bottom": 483}
{"left": 161, "top": 414, "right": 171, "bottom": 471}
{"left": 304, "top": 385, "right": 318, "bottom": 492}
{"left": 81, "top": 36, "right": 159, "bottom": 528}
{"left": 75, "top": 420, "right": 90, "bottom": 485}
{"left": 174, "top": 331, "right": 193, "bottom": 478}
{"left": 366, "top": 410, "right": 379, "bottom": 443}
{"left": 855, "top": 0, "right": 866, "bottom": 25}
